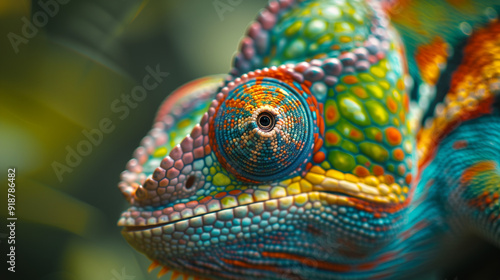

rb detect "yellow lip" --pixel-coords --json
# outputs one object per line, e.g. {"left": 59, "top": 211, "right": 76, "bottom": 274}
{"left": 119, "top": 165, "right": 410, "bottom": 232}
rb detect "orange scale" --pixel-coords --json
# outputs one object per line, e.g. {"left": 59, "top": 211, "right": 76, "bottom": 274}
{"left": 306, "top": 162, "right": 313, "bottom": 170}
{"left": 199, "top": 196, "right": 212, "bottom": 204}
{"left": 397, "top": 164, "right": 406, "bottom": 175}
{"left": 405, "top": 174, "right": 412, "bottom": 185}
{"left": 313, "top": 138, "right": 323, "bottom": 153}
{"left": 373, "top": 165, "right": 385, "bottom": 176}
{"left": 326, "top": 106, "right": 338, "bottom": 122}
{"left": 399, "top": 111, "right": 405, "bottom": 123}
{"left": 229, "top": 190, "right": 242, "bottom": 196}
{"left": 349, "top": 129, "right": 362, "bottom": 141}
{"left": 311, "top": 96, "right": 318, "bottom": 108}
{"left": 354, "top": 165, "right": 370, "bottom": 177}
{"left": 397, "top": 78, "right": 405, "bottom": 91}
{"left": 343, "top": 75, "right": 358, "bottom": 85}
{"left": 325, "top": 132, "right": 339, "bottom": 145}
{"left": 384, "top": 175, "right": 395, "bottom": 184}
{"left": 385, "top": 127, "right": 402, "bottom": 146}
{"left": 392, "top": 148, "right": 405, "bottom": 161}
{"left": 214, "top": 192, "right": 227, "bottom": 199}
{"left": 318, "top": 116, "right": 325, "bottom": 136}
{"left": 403, "top": 93, "right": 410, "bottom": 112}
{"left": 387, "top": 96, "right": 398, "bottom": 113}
{"left": 313, "top": 151, "right": 326, "bottom": 163}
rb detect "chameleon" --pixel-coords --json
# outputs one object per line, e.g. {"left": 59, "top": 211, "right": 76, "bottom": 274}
{"left": 117, "top": 0, "right": 500, "bottom": 279}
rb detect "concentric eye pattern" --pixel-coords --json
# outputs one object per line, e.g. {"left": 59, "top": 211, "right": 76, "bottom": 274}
{"left": 214, "top": 77, "right": 313, "bottom": 182}
{"left": 257, "top": 112, "right": 275, "bottom": 131}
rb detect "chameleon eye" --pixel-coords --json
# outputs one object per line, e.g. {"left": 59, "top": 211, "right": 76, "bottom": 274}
{"left": 212, "top": 77, "right": 313, "bottom": 182}
{"left": 257, "top": 112, "right": 275, "bottom": 132}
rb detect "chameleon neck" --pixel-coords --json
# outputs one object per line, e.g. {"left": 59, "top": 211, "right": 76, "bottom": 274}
{"left": 420, "top": 115, "right": 500, "bottom": 247}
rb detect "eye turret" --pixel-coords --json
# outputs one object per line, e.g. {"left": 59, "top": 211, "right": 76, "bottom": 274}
{"left": 211, "top": 77, "right": 313, "bottom": 182}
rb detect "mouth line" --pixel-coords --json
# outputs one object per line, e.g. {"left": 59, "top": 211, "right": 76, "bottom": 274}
{"left": 122, "top": 191, "right": 358, "bottom": 232}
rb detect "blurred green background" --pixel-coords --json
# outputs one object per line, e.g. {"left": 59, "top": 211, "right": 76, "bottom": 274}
{"left": 0, "top": 1, "right": 267, "bottom": 279}
{"left": 0, "top": 1, "right": 499, "bottom": 280}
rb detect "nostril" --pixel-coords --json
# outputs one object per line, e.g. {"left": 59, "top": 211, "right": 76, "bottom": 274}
{"left": 185, "top": 175, "right": 196, "bottom": 189}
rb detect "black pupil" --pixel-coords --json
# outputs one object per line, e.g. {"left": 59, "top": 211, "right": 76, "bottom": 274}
{"left": 260, "top": 116, "right": 270, "bottom": 126}
{"left": 257, "top": 112, "right": 275, "bottom": 131}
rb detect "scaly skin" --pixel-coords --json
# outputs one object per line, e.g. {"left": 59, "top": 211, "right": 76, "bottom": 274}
{"left": 117, "top": 0, "right": 500, "bottom": 279}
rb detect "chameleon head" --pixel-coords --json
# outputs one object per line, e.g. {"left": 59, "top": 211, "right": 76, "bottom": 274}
{"left": 118, "top": 69, "right": 414, "bottom": 279}
{"left": 118, "top": 1, "right": 415, "bottom": 279}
